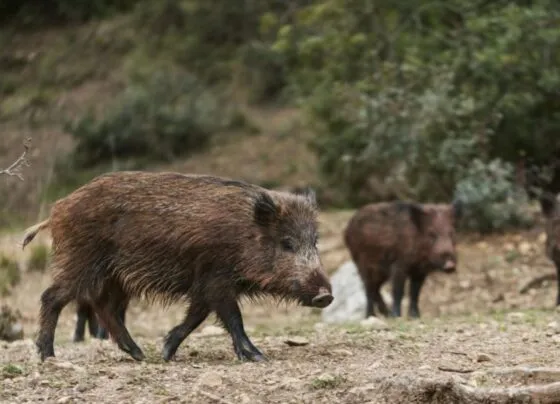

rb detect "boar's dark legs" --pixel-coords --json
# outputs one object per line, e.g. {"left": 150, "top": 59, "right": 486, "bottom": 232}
{"left": 372, "top": 288, "right": 389, "bottom": 317}
{"left": 96, "top": 304, "right": 127, "bottom": 340}
{"left": 365, "top": 295, "right": 375, "bottom": 317}
{"left": 408, "top": 272, "right": 426, "bottom": 318}
{"left": 162, "top": 298, "right": 211, "bottom": 361}
{"left": 36, "top": 283, "right": 73, "bottom": 361}
{"left": 73, "top": 303, "right": 98, "bottom": 342}
{"left": 391, "top": 268, "right": 407, "bottom": 317}
{"left": 365, "top": 285, "right": 389, "bottom": 318}
{"left": 73, "top": 302, "right": 127, "bottom": 342}
{"left": 215, "top": 298, "right": 266, "bottom": 362}
{"left": 92, "top": 285, "right": 143, "bottom": 361}
{"left": 93, "top": 303, "right": 143, "bottom": 361}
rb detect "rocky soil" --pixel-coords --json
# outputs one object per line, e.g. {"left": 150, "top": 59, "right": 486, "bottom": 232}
{"left": 1, "top": 211, "right": 560, "bottom": 403}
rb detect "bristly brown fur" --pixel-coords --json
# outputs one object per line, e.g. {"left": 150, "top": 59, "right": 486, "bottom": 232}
{"left": 31, "top": 171, "right": 331, "bottom": 363}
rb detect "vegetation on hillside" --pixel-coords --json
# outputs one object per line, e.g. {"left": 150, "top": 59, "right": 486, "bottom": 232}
{"left": 0, "top": 0, "right": 559, "bottom": 232}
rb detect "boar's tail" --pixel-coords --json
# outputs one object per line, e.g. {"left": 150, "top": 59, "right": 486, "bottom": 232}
{"left": 22, "top": 219, "right": 50, "bottom": 250}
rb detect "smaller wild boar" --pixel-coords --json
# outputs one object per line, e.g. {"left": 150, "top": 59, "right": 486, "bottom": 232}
{"left": 344, "top": 200, "right": 463, "bottom": 318}
{"left": 540, "top": 193, "right": 560, "bottom": 306}
{"left": 22, "top": 172, "right": 333, "bottom": 363}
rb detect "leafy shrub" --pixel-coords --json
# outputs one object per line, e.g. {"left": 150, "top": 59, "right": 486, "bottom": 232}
{"left": 269, "top": 0, "right": 560, "bottom": 231}
{"left": 237, "top": 41, "right": 288, "bottom": 104}
{"left": 0, "top": 255, "right": 21, "bottom": 297}
{"left": 26, "top": 244, "right": 50, "bottom": 273}
{"left": 65, "top": 70, "right": 226, "bottom": 169}
{"left": 454, "top": 160, "right": 534, "bottom": 233}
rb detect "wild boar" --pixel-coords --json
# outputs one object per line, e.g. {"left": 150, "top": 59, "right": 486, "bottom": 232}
{"left": 344, "top": 200, "right": 462, "bottom": 318}
{"left": 540, "top": 193, "right": 560, "bottom": 306}
{"left": 22, "top": 172, "right": 333, "bottom": 362}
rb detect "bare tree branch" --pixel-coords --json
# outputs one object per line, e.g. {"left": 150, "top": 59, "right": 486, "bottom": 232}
{"left": 0, "top": 138, "right": 31, "bottom": 180}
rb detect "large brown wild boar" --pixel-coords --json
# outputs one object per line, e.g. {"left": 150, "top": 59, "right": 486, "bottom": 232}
{"left": 22, "top": 171, "right": 333, "bottom": 362}
{"left": 344, "top": 200, "right": 462, "bottom": 319}
{"left": 540, "top": 193, "right": 560, "bottom": 306}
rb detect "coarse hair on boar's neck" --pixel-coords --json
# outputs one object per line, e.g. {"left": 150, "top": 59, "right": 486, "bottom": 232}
{"left": 23, "top": 171, "right": 333, "bottom": 363}
{"left": 344, "top": 199, "right": 462, "bottom": 319}
{"left": 539, "top": 193, "right": 560, "bottom": 306}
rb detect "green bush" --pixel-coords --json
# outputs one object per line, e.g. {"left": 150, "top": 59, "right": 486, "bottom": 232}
{"left": 454, "top": 159, "right": 534, "bottom": 233}
{"left": 0, "top": 255, "right": 21, "bottom": 297}
{"left": 237, "top": 41, "right": 288, "bottom": 104}
{"left": 65, "top": 70, "right": 226, "bottom": 169}
{"left": 268, "top": 0, "right": 560, "bottom": 231}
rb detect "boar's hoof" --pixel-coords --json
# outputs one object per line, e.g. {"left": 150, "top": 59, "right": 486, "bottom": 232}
{"left": 239, "top": 351, "right": 267, "bottom": 362}
{"left": 162, "top": 344, "right": 179, "bottom": 362}
{"left": 311, "top": 292, "right": 334, "bottom": 308}
{"left": 118, "top": 343, "right": 145, "bottom": 362}
{"left": 36, "top": 343, "right": 55, "bottom": 362}
{"left": 235, "top": 347, "right": 268, "bottom": 362}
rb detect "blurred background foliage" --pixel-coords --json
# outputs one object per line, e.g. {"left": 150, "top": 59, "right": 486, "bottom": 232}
{"left": 0, "top": 0, "right": 559, "bottom": 233}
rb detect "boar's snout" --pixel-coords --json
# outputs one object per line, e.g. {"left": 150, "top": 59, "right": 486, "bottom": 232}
{"left": 311, "top": 287, "right": 334, "bottom": 308}
{"left": 441, "top": 258, "right": 457, "bottom": 273}
{"left": 298, "top": 269, "right": 333, "bottom": 308}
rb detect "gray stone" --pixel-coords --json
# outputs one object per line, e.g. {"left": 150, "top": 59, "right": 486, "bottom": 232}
{"left": 321, "top": 260, "right": 392, "bottom": 324}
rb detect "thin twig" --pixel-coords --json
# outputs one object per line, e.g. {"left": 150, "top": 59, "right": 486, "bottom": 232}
{"left": 519, "top": 273, "right": 558, "bottom": 294}
{"left": 438, "top": 366, "right": 475, "bottom": 374}
{"left": 0, "top": 138, "right": 31, "bottom": 180}
{"left": 442, "top": 351, "right": 469, "bottom": 357}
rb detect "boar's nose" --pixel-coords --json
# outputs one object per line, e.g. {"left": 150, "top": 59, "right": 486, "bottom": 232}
{"left": 442, "top": 259, "right": 456, "bottom": 273}
{"left": 311, "top": 287, "right": 334, "bottom": 308}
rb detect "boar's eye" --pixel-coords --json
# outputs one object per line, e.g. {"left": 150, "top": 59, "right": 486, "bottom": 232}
{"left": 281, "top": 238, "right": 296, "bottom": 252}
{"left": 428, "top": 232, "right": 438, "bottom": 243}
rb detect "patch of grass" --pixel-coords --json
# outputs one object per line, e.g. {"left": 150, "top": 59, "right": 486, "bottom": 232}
{"left": 0, "top": 255, "right": 21, "bottom": 296}
{"left": 310, "top": 374, "right": 346, "bottom": 390}
{"left": 26, "top": 244, "right": 50, "bottom": 272}
{"left": 2, "top": 364, "right": 23, "bottom": 379}
{"left": 504, "top": 250, "right": 521, "bottom": 263}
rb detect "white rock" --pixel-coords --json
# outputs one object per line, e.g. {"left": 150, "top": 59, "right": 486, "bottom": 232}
{"left": 321, "top": 260, "right": 393, "bottom": 324}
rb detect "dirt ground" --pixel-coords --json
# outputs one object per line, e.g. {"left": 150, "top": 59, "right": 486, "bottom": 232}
{"left": 1, "top": 211, "right": 560, "bottom": 403}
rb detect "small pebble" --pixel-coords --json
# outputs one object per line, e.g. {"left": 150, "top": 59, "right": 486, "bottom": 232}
{"left": 476, "top": 353, "right": 492, "bottom": 362}
{"left": 284, "top": 337, "right": 309, "bottom": 347}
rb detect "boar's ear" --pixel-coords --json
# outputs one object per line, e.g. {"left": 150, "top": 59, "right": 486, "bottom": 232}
{"left": 254, "top": 192, "right": 278, "bottom": 226}
{"left": 408, "top": 203, "right": 426, "bottom": 231}
{"left": 540, "top": 194, "right": 558, "bottom": 218}
{"left": 294, "top": 186, "right": 317, "bottom": 207}
{"left": 451, "top": 198, "right": 463, "bottom": 220}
